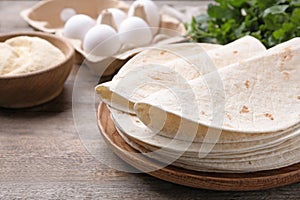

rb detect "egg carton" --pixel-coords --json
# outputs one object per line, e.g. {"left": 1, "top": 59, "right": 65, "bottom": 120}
{"left": 21, "top": 0, "right": 186, "bottom": 76}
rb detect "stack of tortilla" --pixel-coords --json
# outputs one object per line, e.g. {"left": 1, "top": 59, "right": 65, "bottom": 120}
{"left": 96, "top": 36, "right": 300, "bottom": 173}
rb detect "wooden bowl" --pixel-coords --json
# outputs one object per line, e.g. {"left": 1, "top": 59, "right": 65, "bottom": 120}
{"left": 0, "top": 32, "right": 74, "bottom": 108}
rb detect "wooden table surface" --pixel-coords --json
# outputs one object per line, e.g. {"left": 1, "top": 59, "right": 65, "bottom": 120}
{"left": 1, "top": 1, "right": 300, "bottom": 199}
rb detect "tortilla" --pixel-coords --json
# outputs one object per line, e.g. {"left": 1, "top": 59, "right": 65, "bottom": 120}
{"left": 115, "top": 124, "right": 300, "bottom": 173}
{"left": 96, "top": 36, "right": 266, "bottom": 114}
{"left": 97, "top": 36, "right": 300, "bottom": 173}
{"left": 115, "top": 121, "right": 300, "bottom": 173}
{"left": 110, "top": 107, "right": 300, "bottom": 156}
{"left": 135, "top": 38, "right": 300, "bottom": 143}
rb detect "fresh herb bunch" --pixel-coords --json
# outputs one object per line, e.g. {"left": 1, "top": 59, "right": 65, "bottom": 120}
{"left": 185, "top": 0, "right": 300, "bottom": 48}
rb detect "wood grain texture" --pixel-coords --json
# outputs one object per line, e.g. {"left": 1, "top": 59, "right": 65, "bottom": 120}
{"left": 1, "top": 1, "right": 300, "bottom": 199}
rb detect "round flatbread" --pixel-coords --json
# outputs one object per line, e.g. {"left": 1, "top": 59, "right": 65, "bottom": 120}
{"left": 96, "top": 36, "right": 266, "bottom": 114}
{"left": 135, "top": 38, "right": 300, "bottom": 142}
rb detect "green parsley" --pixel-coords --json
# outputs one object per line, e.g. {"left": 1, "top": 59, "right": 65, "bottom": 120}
{"left": 185, "top": 0, "right": 300, "bottom": 48}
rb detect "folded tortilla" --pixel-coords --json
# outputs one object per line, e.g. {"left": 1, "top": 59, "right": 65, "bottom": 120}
{"left": 134, "top": 38, "right": 300, "bottom": 143}
{"left": 96, "top": 36, "right": 266, "bottom": 114}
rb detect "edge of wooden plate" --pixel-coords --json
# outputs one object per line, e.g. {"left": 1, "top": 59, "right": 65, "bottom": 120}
{"left": 97, "top": 103, "right": 300, "bottom": 191}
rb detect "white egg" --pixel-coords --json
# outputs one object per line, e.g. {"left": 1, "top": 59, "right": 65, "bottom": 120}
{"left": 128, "top": 0, "right": 160, "bottom": 34}
{"left": 60, "top": 8, "right": 76, "bottom": 22}
{"left": 118, "top": 17, "right": 153, "bottom": 47}
{"left": 97, "top": 8, "right": 127, "bottom": 30}
{"left": 83, "top": 24, "right": 121, "bottom": 57}
{"left": 63, "top": 14, "right": 95, "bottom": 41}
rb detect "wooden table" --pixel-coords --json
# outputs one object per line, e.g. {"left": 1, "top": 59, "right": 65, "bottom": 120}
{"left": 1, "top": 1, "right": 300, "bottom": 199}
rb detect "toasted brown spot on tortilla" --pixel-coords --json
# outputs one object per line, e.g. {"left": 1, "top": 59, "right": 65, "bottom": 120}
{"left": 240, "top": 106, "right": 249, "bottom": 114}
{"left": 280, "top": 47, "right": 292, "bottom": 69}
{"left": 244, "top": 80, "right": 250, "bottom": 89}
{"left": 160, "top": 50, "right": 167, "bottom": 56}
{"left": 264, "top": 113, "right": 274, "bottom": 120}
{"left": 297, "top": 96, "right": 300, "bottom": 100}
{"left": 200, "top": 111, "right": 206, "bottom": 116}
{"left": 226, "top": 113, "right": 232, "bottom": 120}
{"left": 233, "top": 50, "right": 238, "bottom": 54}
{"left": 283, "top": 71, "right": 290, "bottom": 80}
{"left": 281, "top": 47, "right": 292, "bottom": 60}
{"left": 150, "top": 76, "right": 163, "bottom": 81}
{"left": 225, "top": 124, "right": 233, "bottom": 128}
{"left": 248, "top": 161, "right": 252, "bottom": 165}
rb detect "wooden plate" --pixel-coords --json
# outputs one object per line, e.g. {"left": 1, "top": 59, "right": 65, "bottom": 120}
{"left": 97, "top": 103, "right": 300, "bottom": 191}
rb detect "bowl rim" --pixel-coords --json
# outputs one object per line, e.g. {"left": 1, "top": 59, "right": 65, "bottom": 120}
{"left": 0, "top": 31, "right": 75, "bottom": 80}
